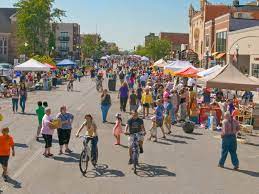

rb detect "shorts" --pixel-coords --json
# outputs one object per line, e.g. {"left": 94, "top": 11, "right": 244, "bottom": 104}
{"left": 57, "top": 129, "right": 71, "bottom": 145}
{"left": 156, "top": 119, "right": 163, "bottom": 127}
{"left": 128, "top": 132, "right": 144, "bottom": 147}
{"left": 42, "top": 134, "right": 53, "bottom": 148}
{"left": 150, "top": 127, "right": 157, "bottom": 137}
{"left": 0, "top": 156, "right": 9, "bottom": 167}
{"left": 164, "top": 115, "right": 171, "bottom": 124}
{"left": 143, "top": 103, "right": 150, "bottom": 108}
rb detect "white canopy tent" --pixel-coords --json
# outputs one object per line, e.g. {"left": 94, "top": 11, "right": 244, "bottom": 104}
{"left": 197, "top": 65, "right": 221, "bottom": 77}
{"left": 164, "top": 60, "right": 194, "bottom": 72}
{"left": 153, "top": 59, "right": 167, "bottom": 68}
{"left": 14, "top": 59, "right": 50, "bottom": 72}
{"left": 141, "top": 56, "right": 149, "bottom": 61}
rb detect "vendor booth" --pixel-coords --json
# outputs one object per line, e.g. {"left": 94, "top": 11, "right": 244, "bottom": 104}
{"left": 14, "top": 59, "right": 50, "bottom": 72}
{"left": 164, "top": 60, "right": 194, "bottom": 74}
{"left": 57, "top": 59, "right": 77, "bottom": 67}
{"left": 153, "top": 59, "right": 167, "bottom": 68}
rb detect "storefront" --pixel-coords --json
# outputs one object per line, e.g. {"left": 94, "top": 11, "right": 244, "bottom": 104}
{"left": 228, "top": 26, "right": 259, "bottom": 77}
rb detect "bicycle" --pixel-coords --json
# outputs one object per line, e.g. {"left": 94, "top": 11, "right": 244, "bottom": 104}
{"left": 125, "top": 132, "right": 140, "bottom": 174}
{"left": 79, "top": 136, "right": 98, "bottom": 175}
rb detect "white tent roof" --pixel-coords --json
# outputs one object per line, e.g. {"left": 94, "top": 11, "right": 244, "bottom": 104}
{"left": 141, "top": 56, "right": 149, "bottom": 61}
{"left": 154, "top": 59, "right": 167, "bottom": 68}
{"left": 197, "top": 65, "right": 221, "bottom": 77}
{"left": 14, "top": 59, "right": 50, "bottom": 72}
{"left": 164, "top": 60, "right": 194, "bottom": 72}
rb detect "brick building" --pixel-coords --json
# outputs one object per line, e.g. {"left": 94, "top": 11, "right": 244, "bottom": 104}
{"left": 189, "top": 0, "right": 259, "bottom": 68}
{"left": 0, "top": 8, "right": 18, "bottom": 64}
{"left": 144, "top": 33, "right": 159, "bottom": 47}
{"left": 159, "top": 32, "right": 189, "bottom": 54}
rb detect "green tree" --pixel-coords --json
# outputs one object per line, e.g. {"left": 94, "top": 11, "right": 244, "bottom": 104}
{"left": 135, "top": 45, "right": 149, "bottom": 57}
{"left": 15, "top": 0, "right": 65, "bottom": 56}
{"left": 81, "top": 35, "right": 99, "bottom": 59}
{"left": 146, "top": 39, "right": 171, "bottom": 61}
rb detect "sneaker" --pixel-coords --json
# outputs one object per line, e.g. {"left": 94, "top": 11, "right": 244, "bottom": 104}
{"left": 65, "top": 149, "right": 73, "bottom": 153}
{"left": 128, "top": 158, "right": 133, "bottom": 165}
{"left": 139, "top": 147, "right": 144, "bottom": 154}
{"left": 218, "top": 164, "right": 224, "bottom": 168}
{"left": 233, "top": 166, "right": 239, "bottom": 170}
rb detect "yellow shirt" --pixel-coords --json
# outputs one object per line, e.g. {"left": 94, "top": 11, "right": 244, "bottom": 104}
{"left": 141, "top": 93, "right": 153, "bottom": 104}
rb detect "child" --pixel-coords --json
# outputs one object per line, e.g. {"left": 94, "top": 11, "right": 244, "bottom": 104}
{"left": 0, "top": 127, "right": 15, "bottom": 182}
{"left": 148, "top": 117, "right": 157, "bottom": 142}
{"left": 36, "top": 101, "right": 45, "bottom": 141}
{"left": 112, "top": 113, "right": 123, "bottom": 145}
{"left": 43, "top": 101, "right": 48, "bottom": 109}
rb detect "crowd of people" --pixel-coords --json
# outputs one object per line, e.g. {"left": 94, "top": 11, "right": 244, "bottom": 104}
{"left": 1, "top": 56, "right": 258, "bottom": 182}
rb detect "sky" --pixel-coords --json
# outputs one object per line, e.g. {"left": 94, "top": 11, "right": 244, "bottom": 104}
{"left": 0, "top": 0, "right": 253, "bottom": 50}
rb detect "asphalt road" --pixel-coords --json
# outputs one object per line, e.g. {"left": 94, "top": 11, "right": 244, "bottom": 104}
{"left": 0, "top": 77, "right": 259, "bottom": 194}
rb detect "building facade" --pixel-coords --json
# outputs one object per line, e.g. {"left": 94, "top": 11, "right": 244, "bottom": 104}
{"left": 228, "top": 26, "right": 259, "bottom": 77}
{"left": 53, "top": 23, "right": 80, "bottom": 60}
{"left": 0, "top": 8, "right": 18, "bottom": 64}
{"left": 144, "top": 33, "right": 159, "bottom": 47}
{"left": 189, "top": 0, "right": 259, "bottom": 68}
{"left": 159, "top": 32, "right": 189, "bottom": 55}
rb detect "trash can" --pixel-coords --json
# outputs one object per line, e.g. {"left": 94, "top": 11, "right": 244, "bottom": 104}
{"left": 108, "top": 79, "right": 116, "bottom": 91}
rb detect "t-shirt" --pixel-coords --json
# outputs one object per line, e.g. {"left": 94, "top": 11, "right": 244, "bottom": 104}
{"left": 130, "top": 93, "right": 137, "bottom": 105}
{"left": 0, "top": 135, "right": 14, "bottom": 156}
{"left": 101, "top": 94, "right": 111, "bottom": 106}
{"left": 57, "top": 112, "right": 74, "bottom": 130}
{"left": 41, "top": 114, "right": 54, "bottom": 135}
{"left": 164, "top": 102, "right": 173, "bottom": 115}
{"left": 127, "top": 118, "right": 144, "bottom": 134}
{"left": 137, "top": 88, "right": 142, "bottom": 99}
{"left": 155, "top": 105, "right": 164, "bottom": 121}
{"left": 119, "top": 86, "right": 129, "bottom": 98}
{"left": 36, "top": 106, "right": 45, "bottom": 125}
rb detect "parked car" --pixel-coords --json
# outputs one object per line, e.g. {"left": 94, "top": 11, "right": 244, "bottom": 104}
{"left": 0, "top": 63, "right": 13, "bottom": 77}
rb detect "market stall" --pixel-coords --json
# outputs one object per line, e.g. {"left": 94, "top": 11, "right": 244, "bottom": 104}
{"left": 14, "top": 59, "right": 50, "bottom": 72}
{"left": 153, "top": 59, "right": 167, "bottom": 68}
{"left": 174, "top": 66, "right": 199, "bottom": 78}
{"left": 57, "top": 59, "right": 77, "bottom": 67}
{"left": 164, "top": 60, "right": 194, "bottom": 74}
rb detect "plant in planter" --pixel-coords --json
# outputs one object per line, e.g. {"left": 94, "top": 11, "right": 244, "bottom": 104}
{"left": 182, "top": 121, "right": 195, "bottom": 134}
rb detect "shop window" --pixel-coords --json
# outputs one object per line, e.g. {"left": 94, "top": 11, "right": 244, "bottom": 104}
{"left": 252, "top": 64, "right": 259, "bottom": 78}
{"left": 216, "top": 31, "right": 227, "bottom": 52}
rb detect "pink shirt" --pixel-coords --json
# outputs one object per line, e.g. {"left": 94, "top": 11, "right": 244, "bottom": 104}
{"left": 41, "top": 114, "right": 54, "bottom": 135}
{"left": 163, "top": 91, "right": 170, "bottom": 102}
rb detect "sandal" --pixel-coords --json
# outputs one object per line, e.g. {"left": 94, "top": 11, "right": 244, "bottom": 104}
{"left": 48, "top": 153, "right": 54, "bottom": 157}
{"left": 65, "top": 149, "right": 73, "bottom": 153}
{"left": 43, "top": 153, "right": 49, "bottom": 158}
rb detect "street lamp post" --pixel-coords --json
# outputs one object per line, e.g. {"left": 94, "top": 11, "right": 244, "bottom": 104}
{"left": 205, "top": 48, "right": 209, "bottom": 69}
{"left": 235, "top": 44, "right": 239, "bottom": 67}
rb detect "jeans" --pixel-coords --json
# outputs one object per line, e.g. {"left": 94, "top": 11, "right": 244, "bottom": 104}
{"left": 20, "top": 96, "right": 26, "bottom": 113}
{"left": 101, "top": 104, "right": 110, "bottom": 122}
{"left": 86, "top": 136, "right": 98, "bottom": 162}
{"left": 219, "top": 134, "right": 239, "bottom": 167}
{"left": 43, "top": 80, "right": 48, "bottom": 91}
{"left": 120, "top": 97, "right": 128, "bottom": 112}
{"left": 12, "top": 98, "right": 18, "bottom": 112}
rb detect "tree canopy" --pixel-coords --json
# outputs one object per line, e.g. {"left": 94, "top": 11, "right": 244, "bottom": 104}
{"left": 15, "top": 0, "right": 65, "bottom": 56}
{"left": 135, "top": 39, "right": 171, "bottom": 61}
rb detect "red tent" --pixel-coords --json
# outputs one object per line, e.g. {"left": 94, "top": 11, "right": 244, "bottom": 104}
{"left": 44, "top": 63, "right": 57, "bottom": 70}
{"left": 174, "top": 67, "right": 198, "bottom": 78}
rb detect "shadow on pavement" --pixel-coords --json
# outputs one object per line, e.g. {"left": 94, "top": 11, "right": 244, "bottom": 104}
{"left": 6, "top": 176, "right": 22, "bottom": 189}
{"left": 37, "top": 138, "right": 59, "bottom": 144}
{"left": 191, "top": 132, "right": 203, "bottom": 136}
{"left": 18, "top": 112, "right": 37, "bottom": 116}
{"left": 224, "top": 167, "right": 259, "bottom": 177}
{"left": 171, "top": 134, "right": 196, "bottom": 140}
{"left": 14, "top": 143, "right": 28, "bottom": 148}
{"left": 119, "top": 144, "right": 128, "bottom": 149}
{"left": 161, "top": 138, "right": 187, "bottom": 144}
{"left": 244, "top": 142, "right": 259, "bottom": 147}
{"left": 154, "top": 141, "right": 171, "bottom": 145}
{"left": 53, "top": 152, "right": 80, "bottom": 163}
{"left": 136, "top": 163, "right": 176, "bottom": 177}
{"left": 83, "top": 164, "right": 125, "bottom": 178}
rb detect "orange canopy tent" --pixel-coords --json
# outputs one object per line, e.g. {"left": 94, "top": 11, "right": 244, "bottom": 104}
{"left": 174, "top": 67, "right": 199, "bottom": 78}
{"left": 44, "top": 63, "right": 57, "bottom": 70}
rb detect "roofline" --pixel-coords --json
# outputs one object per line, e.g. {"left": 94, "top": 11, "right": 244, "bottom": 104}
{"left": 228, "top": 25, "right": 259, "bottom": 35}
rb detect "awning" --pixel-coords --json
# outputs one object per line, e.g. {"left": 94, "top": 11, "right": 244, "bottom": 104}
{"left": 215, "top": 53, "right": 226, "bottom": 59}
{"left": 212, "top": 52, "right": 219, "bottom": 57}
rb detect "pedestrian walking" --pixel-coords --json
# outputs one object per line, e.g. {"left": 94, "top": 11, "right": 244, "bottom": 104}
{"left": 19, "top": 83, "right": 27, "bottom": 114}
{"left": 0, "top": 127, "right": 15, "bottom": 182}
{"left": 41, "top": 108, "right": 55, "bottom": 157}
{"left": 218, "top": 111, "right": 240, "bottom": 169}
{"left": 164, "top": 97, "right": 172, "bottom": 134}
{"left": 141, "top": 88, "right": 152, "bottom": 119}
{"left": 129, "top": 89, "right": 138, "bottom": 112}
{"left": 113, "top": 113, "right": 123, "bottom": 145}
{"left": 155, "top": 99, "right": 166, "bottom": 138}
{"left": 148, "top": 116, "right": 158, "bottom": 142}
{"left": 101, "top": 89, "right": 111, "bottom": 123}
{"left": 36, "top": 101, "right": 45, "bottom": 141}
{"left": 10, "top": 83, "right": 19, "bottom": 114}
{"left": 56, "top": 106, "right": 74, "bottom": 154}
{"left": 118, "top": 82, "right": 129, "bottom": 112}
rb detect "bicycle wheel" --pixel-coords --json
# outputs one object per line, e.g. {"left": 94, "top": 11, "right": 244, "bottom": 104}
{"left": 132, "top": 151, "right": 138, "bottom": 174}
{"left": 79, "top": 150, "right": 89, "bottom": 174}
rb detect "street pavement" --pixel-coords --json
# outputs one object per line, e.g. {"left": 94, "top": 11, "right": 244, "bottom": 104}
{"left": 0, "top": 77, "right": 259, "bottom": 194}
